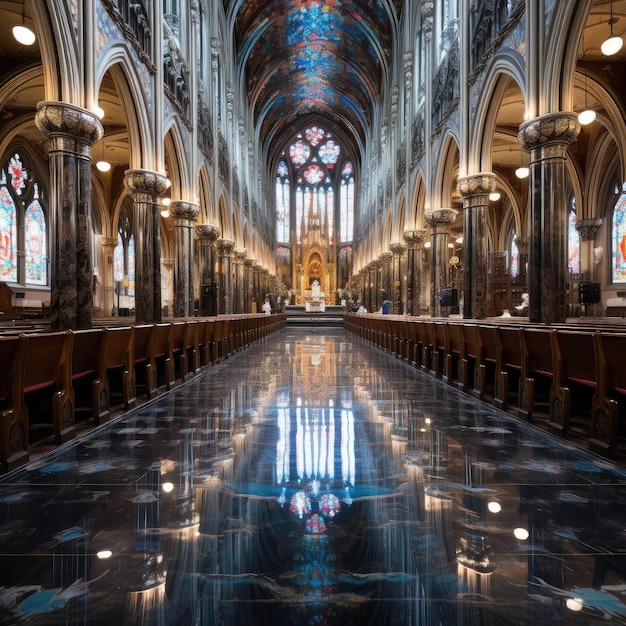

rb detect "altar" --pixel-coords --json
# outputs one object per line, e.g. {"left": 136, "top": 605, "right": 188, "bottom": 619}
{"left": 303, "top": 280, "right": 326, "bottom": 312}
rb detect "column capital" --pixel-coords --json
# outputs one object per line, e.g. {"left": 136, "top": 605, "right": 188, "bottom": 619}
{"left": 379, "top": 251, "right": 393, "bottom": 263}
{"left": 244, "top": 258, "right": 255, "bottom": 268}
{"left": 99, "top": 236, "right": 118, "bottom": 249}
{"left": 457, "top": 173, "right": 496, "bottom": 198}
{"left": 35, "top": 101, "right": 103, "bottom": 145}
{"left": 195, "top": 223, "right": 221, "bottom": 241}
{"left": 124, "top": 169, "right": 170, "bottom": 196}
{"left": 233, "top": 247, "right": 247, "bottom": 262}
{"left": 168, "top": 200, "right": 199, "bottom": 222}
{"left": 217, "top": 238, "right": 235, "bottom": 254}
{"left": 162, "top": 258, "right": 174, "bottom": 270}
{"left": 403, "top": 229, "right": 428, "bottom": 246}
{"left": 517, "top": 112, "right": 580, "bottom": 152}
{"left": 576, "top": 218, "right": 603, "bottom": 241}
{"left": 424, "top": 208, "right": 458, "bottom": 227}
{"left": 390, "top": 242, "right": 406, "bottom": 255}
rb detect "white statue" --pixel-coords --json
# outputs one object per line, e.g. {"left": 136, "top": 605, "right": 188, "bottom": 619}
{"left": 311, "top": 279, "right": 321, "bottom": 297}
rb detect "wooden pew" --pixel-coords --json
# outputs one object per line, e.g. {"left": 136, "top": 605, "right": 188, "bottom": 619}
{"left": 518, "top": 326, "right": 554, "bottom": 424}
{"left": 22, "top": 330, "right": 75, "bottom": 445}
{"left": 150, "top": 322, "right": 173, "bottom": 391}
{"left": 551, "top": 328, "right": 598, "bottom": 439}
{"left": 0, "top": 335, "right": 28, "bottom": 471}
{"left": 97, "top": 326, "right": 136, "bottom": 417}
{"left": 184, "top": 320, "right": 200, "bottom": 375}
{"left": 133, "top": 324, "right": 156, "bottom": 400}
{"left": 590, "top": 331, "right": 626, "bottom": 458}
{"left": 71, "top": 328, "right": 107, "bottom": 424}
{"left": 443, "top": 321, "right": 465, "bottom": 386}
{"left": 170, "top": 321, "right": 188, "bottom": 382}
{"left": 461, "top": 323, "right": 482, "bottom": 396}
{"left": 476, "top": 324, "right": 499, "bottom": 402}
{"left": 494, "top": 325, "right": 523, "bottom": 412}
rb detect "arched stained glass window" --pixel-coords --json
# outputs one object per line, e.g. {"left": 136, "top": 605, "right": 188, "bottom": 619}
{"left": 114, "top": 232, "right": 124, "bottom": 282}
{"left": 0, "top": 185, "right": 17, "bottom": 282}
{"left": 276, "top": 159, "right": 290, "bottom": 243}
{"left": 612, "top": 190, "right": 626, "bottom": 283}
{"left": 510, "top": 231, "right": 519, "bottom": 278}
{"left": 305, "top": 126, "right": 325, "bottom": 146}
{"left": 127, "top": 235, "right": 135, "bottom": 296}
{"left": 24, "top": 187, "right": 47, "bottom": 285}
{"left": 340, "top": 162, "right": 354, "bottom": 242}
{"left": 568, "top": 203, "right": 581, "bottom": 275}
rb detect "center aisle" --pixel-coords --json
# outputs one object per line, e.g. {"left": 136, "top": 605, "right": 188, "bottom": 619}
{"left": 1, "top": 327, "right": 626, "bottom": 625}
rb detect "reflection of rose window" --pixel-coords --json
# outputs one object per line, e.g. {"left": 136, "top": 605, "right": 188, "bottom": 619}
{"left": 305, "top": 513, "right": 326, "bottom": 534}
{"left": 290, "top": 491, "right": 311, "bottom": 519}
{"left": 320, "top": 493, "right": 341, "bottom": 518}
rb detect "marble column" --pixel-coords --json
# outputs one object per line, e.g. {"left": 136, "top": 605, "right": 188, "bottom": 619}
{"left": 514, "top": 236, "right": 529, "bottom": 286}
{"left": 233, "top": 248, "right": 247, "bottom": 313}
{"left": 576, "top": 218, "right": 603, "bottom": 282}
{"left": 253, "top": 263, "right": 263, "bottom": 309}
{"left": 169, "top": 200, "right": 200, "bottom": 318}
{"left": 124, "top": 170, "right": 170, "bottom": 323}
{"left": 195, "top": 224, "right": 220, "bottom": 316}
{"left": 35, "top": 102, "right": 102, "bottom": 330}
{"left": 518, "top": 113, "right": 580, "bottom": 323}
{"left": 390, "top": 242, "right": 405, "bottom": 314}
{"left": 457, "top": 173, "right": 495, "bottom": 319}
{"left": 99, "top": 236, "right": 119, "bottom": 317}
{"left": 403, "top": 229, "right": 427, "bottom": 316}
{"left": 425, "top": 208, "right": 458, "bottom": 317}
{"left": 217, "top": 239, "right": 235, "bottom": 315}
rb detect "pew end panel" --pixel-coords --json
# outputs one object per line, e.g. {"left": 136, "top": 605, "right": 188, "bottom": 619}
{"left": 0, "top": 335, "right": 28, "bottom": 471}
{"left": 23, "top": 330, "right": 75, "bottom": 445}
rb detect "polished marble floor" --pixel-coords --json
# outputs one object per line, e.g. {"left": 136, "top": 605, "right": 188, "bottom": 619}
{"left": 1, "top": 327, "right": 626, "bottom": 625}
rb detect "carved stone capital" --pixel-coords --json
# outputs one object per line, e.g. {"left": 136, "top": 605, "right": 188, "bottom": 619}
{"left": 403, "top": 229, "right": 428, "bottom": 247}
{"left": 576, "top": 218, "right": 603, "bottom": 241}
{"left": 457, "top": 173, "right": 496, "bottom": 198}
{"left": 124, "top": 169, "right": 170, "bottom": 197}
{"left": 168, "top": 200, "right": 199, "bottom": 222}
{"left": 35, "top": 101, "right": 103, "bottom": 145}
{"left": 99, "top": 236, "right": 118, "bottom": 250}
{"left": 518, "top": 112, "right": 580, "bottom": 152}
{"left": 390, "top": 242, "right": 406, "bottom": 255}
{"left": 217, "top": 238, "right": 235, "bottom": 255}
{"left": 424, "top": 208, "right": 458, "bottom": 227}
{"left": 195, "top": 223, "right": 221, "bottom": 241}
{"left": 233, "top": 248, "right": 247, "bottom": 262}
{"left": 379, "top": 251, "right": 393, "bottom": 263}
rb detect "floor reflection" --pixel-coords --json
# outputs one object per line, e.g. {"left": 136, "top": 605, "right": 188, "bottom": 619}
{"left": 1, "top": 327, "right": 626, "bottom": 625}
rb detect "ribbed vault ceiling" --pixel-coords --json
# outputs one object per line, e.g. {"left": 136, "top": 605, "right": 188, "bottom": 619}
{"left": 227, "top": 0, "right": 402, "bottom": 163}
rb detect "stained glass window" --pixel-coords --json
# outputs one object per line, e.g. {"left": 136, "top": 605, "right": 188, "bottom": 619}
{"left": 127, "top": 235, "right": 135, "bottom": 296}
{"left": 568, "top": 205, "right": 581, "bottom": 275}
{"left": 289, "top": 139, "right": 310, "bottom": 167}
{"left": 510, "top": 231, "right": 519, "bottom": 278}
{"left": 303, "top": 164, "right": 324, "bottom": 185}
{"left": 24, "top": 189, "right": 47, "bottom": 285}
{"left": 0, "top": 186, "right": 17, "bottom": 282}
{"left": 114, "top": 232, "right": 124, "bottom": 282}
{"left": 318, "top": 140, "right": 340, "bottom": 166}
{"left": 275, "top": 159, "right": 291, "bottom": 242}
{"left": 305, "top": 126, "right": 325, "bottom": 146}
{"left": 340, "top": 162, "right": 354, "bottom": 242}
{"left": 612, "top": 191, "right": 626, "bottom": 283}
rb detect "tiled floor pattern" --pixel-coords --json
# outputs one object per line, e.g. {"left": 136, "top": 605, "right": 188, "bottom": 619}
{"left": 1, "top": 327, "right": 626, "bottom": 625}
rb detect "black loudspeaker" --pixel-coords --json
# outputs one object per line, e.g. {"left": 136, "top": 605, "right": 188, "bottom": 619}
{"left": 579, "top": 282, "right": 601, "bottom": 305}
{"left": 440, "top": 288, "right": 458, "bottom": 307}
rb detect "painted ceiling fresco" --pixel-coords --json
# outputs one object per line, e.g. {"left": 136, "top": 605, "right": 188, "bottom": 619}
{"left": 228, "top": 0, "right": 402, "bottom": 161}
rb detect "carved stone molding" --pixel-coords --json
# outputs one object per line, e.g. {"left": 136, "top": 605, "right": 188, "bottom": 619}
{"left": 195, "top": 224, "right": 221, "bottom": 241}
{"left": 403, "top": 229, "right": 428, "bottom": 247}
{"left": 168, "top": 200, "right": 199, "bottom": 222}
{"left": 457, "top": 173, "right": 496, "bottom": 198}
{"left": 518, "top": 112, "right": 580, "bottom": 152}
{"left": 424, "top": 208, "right": 458, "bottom": 227}
{"left": 576, "top": 218, "right": 603, "bottom": 241}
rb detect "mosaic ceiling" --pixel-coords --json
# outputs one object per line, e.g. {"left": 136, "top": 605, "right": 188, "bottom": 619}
{"left": 228, "top": 0, "right": 402, "bottom": 162}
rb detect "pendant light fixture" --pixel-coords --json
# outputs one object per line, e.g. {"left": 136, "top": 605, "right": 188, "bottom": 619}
{"left": 515, "top": 152, "right": 529, "bottom": 179}
{"left": 95, "top": 134, "right": 111, "bottom": 173}
{"left": 578, "top": 31, "right": 596, "bottom": 125}
{"left": 13, "top": 3, "right": 36, "bottom": 46}
{"left": 601, "top": 0, "right": 623, "bottom": 56}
